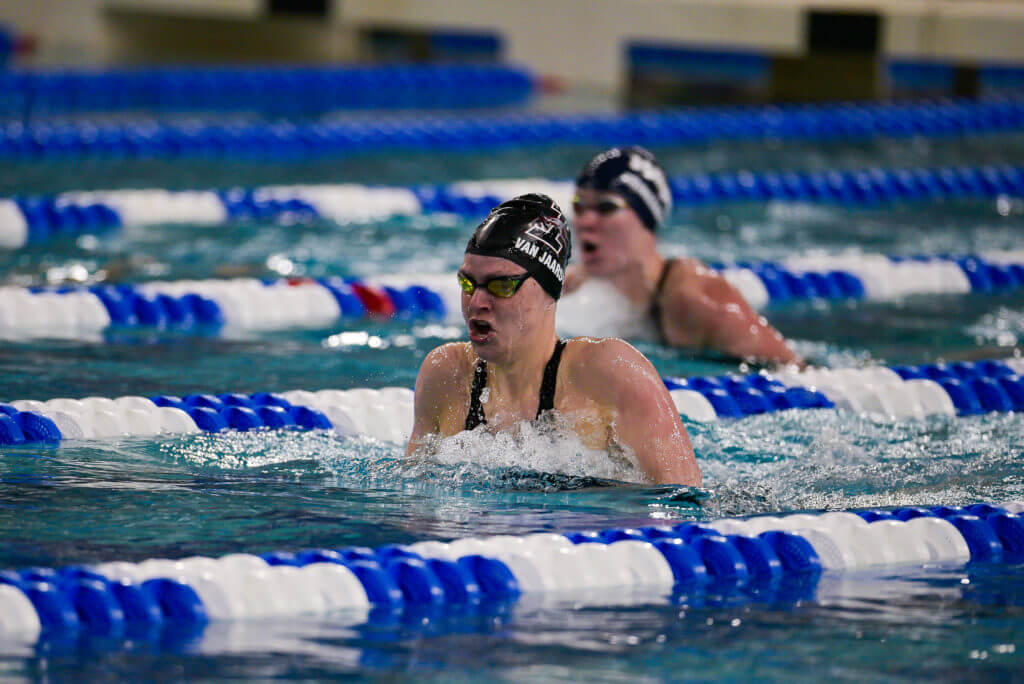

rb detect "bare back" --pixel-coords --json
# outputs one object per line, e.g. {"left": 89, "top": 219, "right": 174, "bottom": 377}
{"left": 565, "top": 259, "right": 800, "bottom": 365}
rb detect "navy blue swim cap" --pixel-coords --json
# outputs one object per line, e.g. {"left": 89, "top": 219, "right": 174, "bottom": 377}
{"left": 575, "top": 146, "right": 672, "bottom": 231}
{"left": 465, "top": 193, "right": 571, "bottom": 300}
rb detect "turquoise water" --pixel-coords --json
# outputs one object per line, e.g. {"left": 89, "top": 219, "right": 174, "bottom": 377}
{"left": 2, "top": 139, "right": 1024, "bottom": 679}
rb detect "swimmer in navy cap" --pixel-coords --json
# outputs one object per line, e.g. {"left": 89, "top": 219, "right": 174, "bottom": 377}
{"left": 566, "top": 146, "right": 800, "bottom": 365}
{"left": 407, "top": 193, "right": 700, "bottom": 486}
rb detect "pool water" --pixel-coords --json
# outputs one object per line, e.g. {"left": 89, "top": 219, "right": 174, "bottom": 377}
{"left": 2, "top": 136, "right": 1024, "bottom": 679}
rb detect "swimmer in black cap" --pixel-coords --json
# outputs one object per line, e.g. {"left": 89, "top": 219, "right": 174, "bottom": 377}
{"left": 566, "top": 146, "right": 801, "bottom": 366}
{"left": 406, "top": 193, "right": 700, "bottom": 486}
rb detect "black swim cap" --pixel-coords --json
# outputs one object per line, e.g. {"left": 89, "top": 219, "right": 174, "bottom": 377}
{"left": 575, "top": 146, "right": 672, "bottom": 232}
{"left": 465, "top": 193, "right": 571, "bottom": 300}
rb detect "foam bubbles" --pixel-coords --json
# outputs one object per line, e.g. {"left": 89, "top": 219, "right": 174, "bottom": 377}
{"left": 695, "top": 408, "right": 1024, "bottom": 517}
{"left": 411, "top": 418, "right": 647, "bottom": 485}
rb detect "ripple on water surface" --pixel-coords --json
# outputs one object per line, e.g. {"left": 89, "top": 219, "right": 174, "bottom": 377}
{"left": 2, "top": 406, "right": 1021, "bottom": 568}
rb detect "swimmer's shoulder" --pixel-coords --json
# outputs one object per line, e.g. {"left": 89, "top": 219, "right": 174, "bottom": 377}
{"left": 562, "top": 337, "right": 677, "bottom": 430}
{"left": 661, "top": 256, "right": 739, "bottom": 311}
{"left": 562, "top": 336, "right": 658, "bottom": 389}
{"left": 662, "top": 257, "right": 705, "bottom": 292}
{"left": 679, "top": 257, "right": 740, "bottom": 290}
{"left": 413, "top": 343, "right": 475, "bottom": 434}
{"left": 564, "top": 335, "right": 640, "bottom": 359}
{"left": 415, "top": 342, "right": 476, "bottom": 396}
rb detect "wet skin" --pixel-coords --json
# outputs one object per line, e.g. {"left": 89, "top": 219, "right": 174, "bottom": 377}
{"left": 407, "top": 254, "right": 701, "bottom": 486}
{"left": 567, "top": 188, "right": 801, "bottom": 366}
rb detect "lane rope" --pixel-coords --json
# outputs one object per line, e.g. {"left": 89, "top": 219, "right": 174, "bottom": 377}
{"left": 4, "top": 163, "right": 1023, "bottom": 248}
{"left": 1, "top": 97, "right": 1022, "bottom": 162}
{"left": 3, "top": 247, "right": 1023, "bottom": 338}
{"left": 0, "top": 64, "right": 534, "bottom": 118}
{"left": 3, "top": 358, "right": 1023, "bottom": 446}
{"left": 1, "top": 501, "right": 1022, "bottom": 641}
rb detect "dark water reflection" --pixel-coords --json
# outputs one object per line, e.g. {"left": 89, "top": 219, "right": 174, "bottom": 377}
{"left": 2, "top": 564, "right": 1023, "bottom": 681}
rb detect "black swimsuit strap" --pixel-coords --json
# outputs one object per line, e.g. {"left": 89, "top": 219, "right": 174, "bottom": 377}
{"left": 649, "top": 258, "right": 679, "bottom": 345}
{"left": 465, "top": 358, "right": 488, "bottom": 431}
{"left": 463, "top": 339, "right": 567, "bottom": 429}
{"left": 536, "top": 339, "right": 566, "bottom": 418}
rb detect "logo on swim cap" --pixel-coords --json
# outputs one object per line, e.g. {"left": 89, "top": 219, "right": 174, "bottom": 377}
{"left": 575, "top": 146, "right": 672, "bottom": 232}
{"left": 465, "top": 193, "right": 571, "bottom": 300}
{"left": 523, "top": 215, "right": 567, "bottom": 255}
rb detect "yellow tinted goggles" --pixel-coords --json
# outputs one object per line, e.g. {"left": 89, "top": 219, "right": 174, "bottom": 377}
{"left": 572, "top": 194, "right": 629, "bottom": 216}
{"left": 457, "top": 272, "right": 531, "bottom": 298}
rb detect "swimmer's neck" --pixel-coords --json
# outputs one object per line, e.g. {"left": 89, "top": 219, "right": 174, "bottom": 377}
{"left": 586, "top": 252, "right": 666, "bottom": 307}
{"left": 480, "top": 328, "right": 560, "bottom": 400}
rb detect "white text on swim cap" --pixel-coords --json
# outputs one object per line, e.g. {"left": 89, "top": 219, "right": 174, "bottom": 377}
{"left": 514, "top": 237, "right": 565, "bottom": 282}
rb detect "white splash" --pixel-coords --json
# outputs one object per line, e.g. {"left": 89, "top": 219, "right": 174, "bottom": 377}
{"left": 556, "top": 279, "right": 657, "bottom": 341}
{"left": 420, "top": 419, "right": 647, "bottom": 483}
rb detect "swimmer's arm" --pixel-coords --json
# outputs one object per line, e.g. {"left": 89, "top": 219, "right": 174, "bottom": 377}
{"left": 405, "top": 344, "right": 460, "bottom": 457}
{"left": 664, "top": 268, "right": 801, "bottom": 367}
{"left": 577, "top": 339, "right": 701, "bottom": 486}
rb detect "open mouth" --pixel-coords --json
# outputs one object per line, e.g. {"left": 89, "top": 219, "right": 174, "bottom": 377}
{"left": 469, "top": 319, "right": 493, "bottom": 341}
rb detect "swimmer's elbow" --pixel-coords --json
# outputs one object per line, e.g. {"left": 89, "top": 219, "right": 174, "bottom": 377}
{"left": 652, "top": 410, "right": 699, "bottom": 485}
{"left": 659, "top": 439, "right": 700, "bottom": 486}
{"left": 653, "top": 456, "right": 701, "bottom": 487}
{"left": 644, "top": 456, "right": 700, "bottom": 487}
{"left": 678, "top": 446, "right": 702, "bottom": 487}
{"left": 405, "top": 430, "right": 435, "bottom": 459}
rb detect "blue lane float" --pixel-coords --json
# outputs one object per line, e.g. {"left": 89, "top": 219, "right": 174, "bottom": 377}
{"left": 2, "top": 248, "right": 1021, "bottom": 339}
{"left": 3, "top": 163, "right": 1022, "bottom": 249}
{"left": 712, "top": 252, "right": 1020, "bottom": 310}
{"left": 0, "top": 64, "right": 535, "bottom": 118}
{"left": 0, "top": 385, "right": 413, "bottom": 444}
{"left": 1, "top": 501, "right": 1022, "bottom": 641}
{"left": 3, "top": 358, "right": 1024, "bottom": 447}
{"left": 0, "top": 276, "right": 447, "bottom": 338}
{"left": 665, "top": 357, "right": 1024, "bottom": 421}
{"left": 0, "top": 96, "right": 1022, "bottom": 162}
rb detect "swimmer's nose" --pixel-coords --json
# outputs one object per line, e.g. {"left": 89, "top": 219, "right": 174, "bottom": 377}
{"left": 574, "top": 208, "right": 599, "bottom": 230}
{"left": 467, "top": 287, "right": 493, "bottom": 312}
{"left": 574, "top": 209, "right": 606, "bottom": 236}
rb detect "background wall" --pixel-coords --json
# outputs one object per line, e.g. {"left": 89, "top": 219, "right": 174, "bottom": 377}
{"left": 2, "top": 0, "right": 1024, "bottom": 100}
{"left": 0, "top": 0, "right": 357, "bottom": 66}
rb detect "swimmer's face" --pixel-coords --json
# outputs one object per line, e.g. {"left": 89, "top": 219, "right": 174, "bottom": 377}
{"left": 459, "top": 253, "right": 552, "bottom": 363}
{"left": 573, "top": 188, "right": 654, "bottom": 276}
